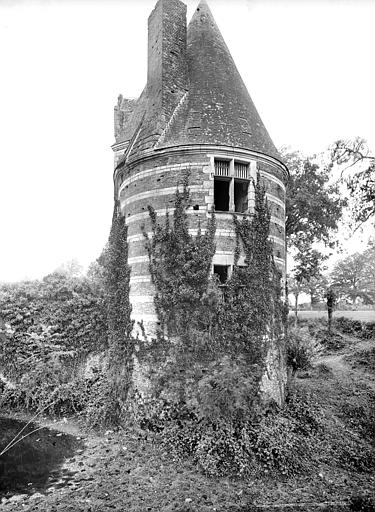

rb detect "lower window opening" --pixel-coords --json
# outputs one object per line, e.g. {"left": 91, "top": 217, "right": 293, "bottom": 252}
{"left": 213, "top": 265, "right": 229, "bottom": 284}
{"left": 214, "top": 179, "right": 230, "bottom": 211}
{"left": 234, "top": 180, "right": 249, "bottom": 213}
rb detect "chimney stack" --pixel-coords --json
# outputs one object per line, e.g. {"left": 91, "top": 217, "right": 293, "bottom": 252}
{"left": 147, "top": 0, "right": 188, "bottom": 124}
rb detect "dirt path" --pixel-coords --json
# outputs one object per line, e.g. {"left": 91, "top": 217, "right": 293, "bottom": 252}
{"left": 317, "top": 335, "right": 375, "bottom": 392}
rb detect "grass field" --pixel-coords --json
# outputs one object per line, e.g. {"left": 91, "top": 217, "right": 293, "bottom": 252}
{"left": 291, "top": 310, "right": 375, "bottom": 321}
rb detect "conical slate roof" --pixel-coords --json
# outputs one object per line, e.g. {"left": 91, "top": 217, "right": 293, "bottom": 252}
{"left": 116, "top": 0, "right": 280, "bottom": 164}
{"left": 158, "top": 0, "right": 279, "bottom": 158}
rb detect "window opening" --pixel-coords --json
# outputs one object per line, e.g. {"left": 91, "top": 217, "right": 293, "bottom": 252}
{"left": 234, "top": 180, "right": 249, "bottom": 213}
{"left": 234, "top": 162, "right": 249, "bottom": 179}
{"left": 213, "top": 158, "right": 250, "bottom": 214}
{"left": 213, "top": 265, "right": 229, "bottom": 284}
{"left": 214, "top": 159, "right": 230, "bottom": 177}
{"left": 214, "top": 178, "right": 230, "bottom": 211}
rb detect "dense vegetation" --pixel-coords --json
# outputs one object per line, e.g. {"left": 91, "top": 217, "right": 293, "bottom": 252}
{"left": 0, "top": 270, "right": 107, "bottom": 415}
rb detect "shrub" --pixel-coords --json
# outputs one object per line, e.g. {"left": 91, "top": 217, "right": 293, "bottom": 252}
{"left": 137, "top": 386, "right": 323, "bottom": 478}
{"left": 196, "top": 356, "right": 260, "bottom": 423}
{"left": 285, "top": 387, "right": 323, "bottom": 435}
{"left": 333, "top": 317, "right": 375, "bottom": 341}
{"left": 316, "top": 363, "right": 333, "bottom": 377}
{"left": 336, "top": 435, "right": 375, "bottom": 472}
{"left": 0, "top": 348, "right": 91, "bottom": 417}
{"left": 291, "top": 318, "right": 346, "bottom": 352}
{"left": 334, "top": 317, "right": 363, "bottom": 336}
{"left": 340, "top": 392, "right": 375, "bottom": 441}
{"left": 318, "top": 330, "right": 346, "bottom": 351}
{"left": 345, "top": 347, "right": 375, "bottom": 375}
{"left": 0, "top": 271, "right": 107, "bottom": 418}
{"left": 286, "top": 327, "right": 323, "bottom": 371}
{"left": 0, "top": 274, "right": 107, "bottom": 363}
{"left": 251, "top": 414, "right": 305, "bottom": 475}
{"left": 195, "top": 422, "right": 253, "bottom": 477}
{"left": 251, "top": 387, "right": 323, "bottom": 476}
{"left": 361, "top": 321, "right": 375, "bottom": 340}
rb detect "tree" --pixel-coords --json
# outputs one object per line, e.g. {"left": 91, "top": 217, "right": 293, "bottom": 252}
{"left": 288, "top": 241, "right": 327, "bottom": 322}
{"left": 282, "top": 147, "right": 345, "bottom": 317}
{"left": 362, "top": 241, "right": 375, "bottom": 301}
{"left": 328, "top": 137, "right": 375, "bottom": 229}
{"left": 288, "top": 275, "right": 308, "bottom": 324}
{"left": 330, "top": 252, "right": 373, "bottom": 305}
{"left": 305, "top": 274, "right": 328, "bottom": 308}
{"left": 282, "top": 148, "right": 345, "bottom": 250}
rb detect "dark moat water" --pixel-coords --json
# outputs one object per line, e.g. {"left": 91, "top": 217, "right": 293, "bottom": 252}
{"left": 0, "top": 417, "right": 83, "bottom": 497}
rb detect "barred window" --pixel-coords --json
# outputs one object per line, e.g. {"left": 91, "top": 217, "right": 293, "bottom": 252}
{"left": 234, "top": 162, "right": 249, "bottom": 179}
{"left": 213, "top": 158, "right": 250, "bottom": 213}
{"left": 214, "top": 159, "right": 230, "bottom": 177}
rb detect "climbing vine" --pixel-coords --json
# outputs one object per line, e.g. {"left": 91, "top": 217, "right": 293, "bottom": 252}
{"left": 144, "top": 177, "right": 216, "bottom": 337}
{"left": 141, "top": 176, "right": 217, "bottom": 399}
{"left": 217, "top": 174, "right": 285, "bottom": 368}
{"left": 140, "top": 174, "right": 285, "bottom": 402}
{"left": 86, "top": 200, "right": 135, "bottom": 427}
{"left": 105, "top": 200, "right": 134, "bottom": 390}
{"left": 137, "top": 175, "right": 289, "bottom": 477}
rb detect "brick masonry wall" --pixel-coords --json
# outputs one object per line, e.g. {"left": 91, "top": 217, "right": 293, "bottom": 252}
{"left": 115, "top": 147, "right": 286, "bottom": 337}
{"left": 145, "top": 0, "right": 188, "bottom": 141}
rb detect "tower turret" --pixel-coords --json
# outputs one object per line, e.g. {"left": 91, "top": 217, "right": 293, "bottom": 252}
{"left": 112, "top": 0, "right": 289, "bottom": 403}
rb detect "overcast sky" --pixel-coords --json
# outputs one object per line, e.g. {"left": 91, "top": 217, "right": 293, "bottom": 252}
{"left": 1, "top": 0, "right": 374, "bottom": 282}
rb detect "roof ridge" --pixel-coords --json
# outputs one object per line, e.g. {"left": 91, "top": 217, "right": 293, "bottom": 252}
{"left": 155, "top": 91, "right": 189, "bottom": 149}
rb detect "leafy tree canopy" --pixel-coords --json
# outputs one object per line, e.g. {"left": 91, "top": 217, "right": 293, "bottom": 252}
{"left": 281, "top": 147, "right": 346, "bottom": 250}
{"left": 328, "top": 137, "right": 375, "bottom": 230}
{"left": 288, "top": 242, "right": 327, "bottom": 317}
{"left": 330, "top": 245, "right": 375, "bottom": 305}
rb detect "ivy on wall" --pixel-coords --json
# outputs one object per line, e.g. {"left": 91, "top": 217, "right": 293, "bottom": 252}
{"left": 144, "top": 177, "right": 216, "bottom": 337}
{"left": 217, "top": 175, "right": 285, "bottom": 370}
{"left": 141, "top": 176, "right": 217, "bottom": 400}
{"left": 102, "top": 200, "right": 134, "bottom": 407}
{"left": 140, "top": 174, "right": 285, "bottom": 404}
{"left": 75, "top": 201, "right": 135, "bottom": 427}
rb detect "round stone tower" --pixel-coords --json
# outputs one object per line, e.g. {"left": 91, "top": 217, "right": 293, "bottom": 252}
{"left": 112, "top": 0, "right": 288, "bottom": 357}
